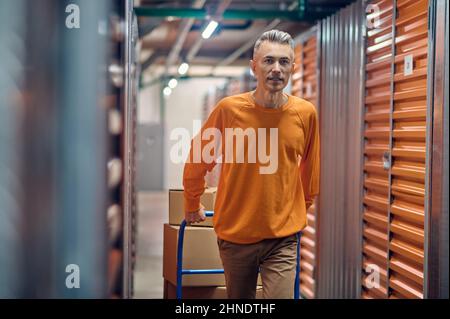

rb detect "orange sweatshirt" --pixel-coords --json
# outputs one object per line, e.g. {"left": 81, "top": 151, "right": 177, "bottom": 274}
{"left": 183, "top": 92, "right": 320, "bottom": 244}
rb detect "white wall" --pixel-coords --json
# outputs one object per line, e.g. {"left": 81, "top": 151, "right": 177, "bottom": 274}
{"left": 164, "top": 77, "right": 227, "bottom": 189}
{"left": 138, "top": 81, "right": 160, "bottom": 124}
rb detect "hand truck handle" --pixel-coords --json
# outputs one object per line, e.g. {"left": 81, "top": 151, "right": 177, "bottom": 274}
{"left": 176, "top": 210, "right": 301, "bottom": 299}
{"left": 176, "top": 210, "right": 219, "bottom": 299}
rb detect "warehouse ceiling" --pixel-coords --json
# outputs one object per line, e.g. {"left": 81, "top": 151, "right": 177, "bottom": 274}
{"left": 135, "top": 0, "right": 356, "bottom": 76}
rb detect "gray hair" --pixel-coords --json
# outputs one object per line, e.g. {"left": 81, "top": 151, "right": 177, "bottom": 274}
{"left": 253, "top": 29, "right": 294, "bottom": 58}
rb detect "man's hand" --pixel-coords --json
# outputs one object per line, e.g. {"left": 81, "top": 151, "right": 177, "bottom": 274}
{"left": 185, "top": 207, "right": 206, "bottom": 224}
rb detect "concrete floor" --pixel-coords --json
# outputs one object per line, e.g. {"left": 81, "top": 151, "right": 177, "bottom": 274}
{"left": 133, "top": 191, "right": 168, "bottom": 299}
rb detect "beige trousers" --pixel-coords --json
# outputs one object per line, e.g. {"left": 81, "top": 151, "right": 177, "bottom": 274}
{"left": 217, "top": 233, "right": 298, "bottom": 299}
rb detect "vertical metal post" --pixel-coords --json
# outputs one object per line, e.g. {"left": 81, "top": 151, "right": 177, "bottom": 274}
{"left": 315, "top": 22, "right": 322, "bottom": 298}
{"left": 358, "top": 0, "right": 368, "bottom": 299}
{"left": 0, "top": 0, "right": 26, "bottom": 298}
{"left": 425, "top": 0, "right": 448, "bottom": 299}
{"left": 176, "top": 220, "right": 187, "bottom": 299}
{"left": 423, "top": 0, "right": 437, "bottom": 299}
{"left": 55, "top": 0, "right": 109, "bottom": 298}
{"left": 123, "top": 0, "right": 133, "bottom": 299}
{"left": 294, "top": 232, "right": 302, "bottom": 299}
{"left": 385, "top": 0, "right": 398, "bottom": 298}
{"left": 123, "top": 0, "right": 139, "bottom": 300}
{"left": 328, "top": 12, "right": 336, "bottom": 298}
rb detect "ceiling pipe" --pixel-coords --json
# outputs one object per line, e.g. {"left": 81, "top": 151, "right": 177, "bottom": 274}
{"left": 140, "top": 20, "right": 253, "bottom": 73}
{"left": 185, "top": 0, "right": 233, "bottom": 64}
{"left": 190, "top": 19, "right": 253, "bottom": 31}
{"left": 211, "top": 1, "right": 298, "bottom": 73}
{"left": 164, "top": 0, "right": 206, "bottom": 75}
{"left": 140, "top": 74, "right": 235, "bottom": 90}
{"left": 134, "top": 7, "right": 331, "bottom": 21}
{"left": 298, "top": 0, "right": 306, "bottom": 19}
{"left": 138, "top": 18, "right": 164, "bottom": 39}
{"left": 136, "top": 0, "right": 350, "bottom": 78}
{"left": 141, "top": 50, "right": 165, "bottom": 72}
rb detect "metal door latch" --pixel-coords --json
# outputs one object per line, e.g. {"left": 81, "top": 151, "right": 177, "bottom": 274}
{"left": 382, "top": 151, "right": 391, "bottom": 170}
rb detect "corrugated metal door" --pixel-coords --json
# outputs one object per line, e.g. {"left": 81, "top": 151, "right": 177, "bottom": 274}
{"left": 292, "top": 30, "right": 319, "bottom": 299}
{"left": 315, "top": 1, "right": 365, "bottom": 298}
{"left": 362, "top": 0, "right": 394, "bottom": 299}
{"left": 390, "top": 0, "right": 430, "bottom": 299}
{"left": 363, "top": 0, "right": 431, "bottom": 299}
{"left": 292, "top": 33, "right": 319, "bottom": 107}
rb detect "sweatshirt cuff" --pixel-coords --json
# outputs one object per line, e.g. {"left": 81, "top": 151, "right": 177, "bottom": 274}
{"left": 184, "top": 197, "right": 203, "bottom": 213}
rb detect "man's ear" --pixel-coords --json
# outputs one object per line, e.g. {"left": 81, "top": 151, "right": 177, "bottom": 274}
{"left": 250, "top": 59, "right": 256, "bottom": 75}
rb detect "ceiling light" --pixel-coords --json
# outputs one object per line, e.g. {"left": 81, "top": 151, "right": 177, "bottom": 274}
{"left": 201, "top": 20, "right": 219, "bottom": 39}
{"left": 163, "top": 87, "right": 172, "bottom": 96}
{"left": 168, "top": 78, "right": 178, "bottom": 89}
{"left": 178, "top": 62, "right": 189, "bottom": 75}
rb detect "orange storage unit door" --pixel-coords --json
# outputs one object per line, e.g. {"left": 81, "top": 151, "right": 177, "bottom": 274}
{"left": 390, "top": 0, "right": 430, "bottom": 299}
{"left": 292, "top": 30, "right": 319, "bottom": 299}
{"left": 362, "top": 0, "right": 395, "bottom": 299}
{"left": 362, "top": 0, "right": 432, "bottom": 299}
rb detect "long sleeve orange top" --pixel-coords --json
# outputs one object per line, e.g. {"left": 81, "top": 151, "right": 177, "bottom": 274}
{"left": 183, "top": 92, "right": 320, "bottom": 244}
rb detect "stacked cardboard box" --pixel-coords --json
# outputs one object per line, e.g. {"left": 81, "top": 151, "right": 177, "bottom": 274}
{"left": 164, "top": 188, "right": 223, "bottom": 298}
{"left": 168, "top": 188, "right": 216, "bottom": 227}
{"left": 164, "top": 280, "right": 264, "bottom": 299}
{"left": 163, "top": 188, "right": 262, "bottom": 299}
{"left": 163, "top": 223, "right": 225, "bottom": 286}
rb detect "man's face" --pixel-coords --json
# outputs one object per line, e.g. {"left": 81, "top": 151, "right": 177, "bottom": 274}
{"left": 251, "top": 41, "right": 294, "bottom": 93}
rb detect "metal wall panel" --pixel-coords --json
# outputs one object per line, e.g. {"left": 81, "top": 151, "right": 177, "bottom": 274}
{"left": 55, "top": 1, "right": 110, "bottom": 297}
{"left": 1, "top": 0, "right": 116, "bottom": 298}
{"left": 428, "top": 0, "right": 449, "bottom": 299}
{"left": 361, "top": 0, "right": 444, "bottom": 299}
{"left": 292, "top": 27, "right": 319, "bottom": 299}
{"left": 389, "top": 0, "right": 430, "bottom": 299}
{"left": 292, "top": 0, "right": 445, "bottom": 299}
{"left": 0, "top": 0, "right": 26, "bottom": 298}
{"left": 123, "top": 0, "right": 139, "bottom": 299}
{"left": 0, "top": 0, "right": 111, "bottom": 298}
{"left": 315, "top": 0, "right": 366, "bottom": 298}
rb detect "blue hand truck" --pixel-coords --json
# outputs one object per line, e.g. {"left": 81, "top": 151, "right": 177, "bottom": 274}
{"left": 176, "top": 210, "right": 302, "bottom": 299}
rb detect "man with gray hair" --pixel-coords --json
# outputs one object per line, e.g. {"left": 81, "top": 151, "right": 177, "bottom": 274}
{"left": 183, "top": 29, "right": 320, "bottom": 298}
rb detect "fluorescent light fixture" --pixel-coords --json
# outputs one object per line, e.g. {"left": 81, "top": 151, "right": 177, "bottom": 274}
{"left": 168, "top": 78, "right": 178, "bottom": 89}
{"left": 178, "top": 62, "right": 189, "bottom": 75}
{"left": 201, "top": 20, "right": 218, "bottom": 39}
{"left": 163, "top": 87, "right": 172, "bottom": 96}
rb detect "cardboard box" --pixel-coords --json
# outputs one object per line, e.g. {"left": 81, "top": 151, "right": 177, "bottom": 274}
{"left": 163, "top": 223, "right": 225, "bottom": 286}
{"left": 169, "top": 188, "right": 216, "bottom": 227}
{"left": 164, "top": 279, "right": 264, "bottom": 299}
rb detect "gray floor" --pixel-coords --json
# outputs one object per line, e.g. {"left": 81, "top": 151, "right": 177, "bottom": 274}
{"left": 134, "top": 191, "right": 168, "bottom": 299}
